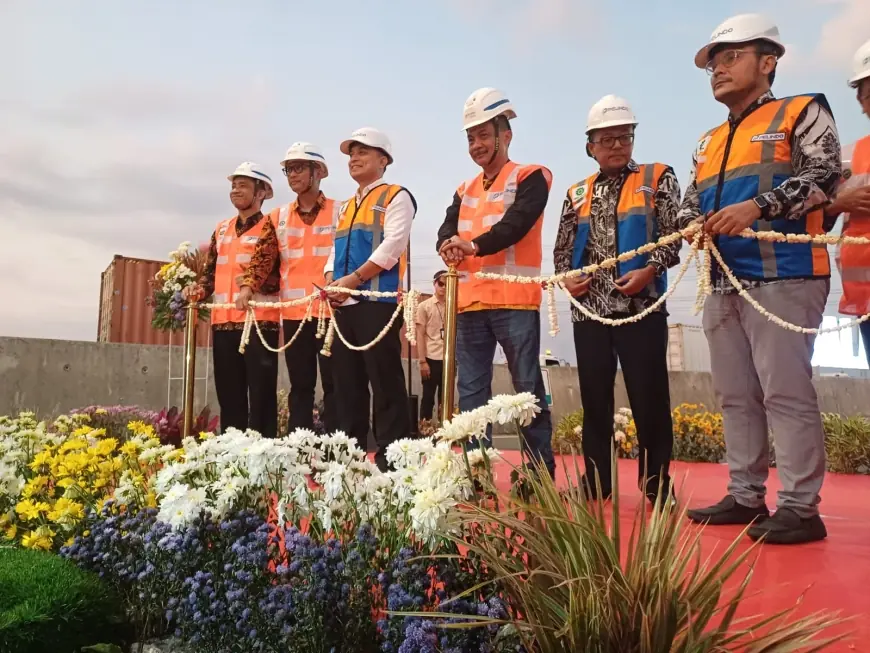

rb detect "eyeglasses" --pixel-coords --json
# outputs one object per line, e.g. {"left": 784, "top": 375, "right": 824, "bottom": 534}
{"left": 705, "top": 49, "right": 755, "bottom": 75}
{"left": 589, "top": 134, "right": 634, "bottom": 149}
{"left": 282, "top": 162, "right": 309, "bottom": 176}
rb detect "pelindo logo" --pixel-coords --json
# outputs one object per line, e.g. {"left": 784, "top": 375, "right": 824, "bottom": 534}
{"left": 712, "top": 27, "right": 733, "bottom": 40}
{"left": 603, "top": 106, "right": 629, "bottom": 113}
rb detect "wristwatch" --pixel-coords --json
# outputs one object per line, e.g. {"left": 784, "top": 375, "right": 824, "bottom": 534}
{"left": 752, "top": 196, "right": 770, "bottom": 219}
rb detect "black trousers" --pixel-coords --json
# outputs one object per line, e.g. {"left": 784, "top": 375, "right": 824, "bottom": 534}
{"left": 420, "top": 358, "right": 444, "bottom": 421}
{"left": 212, "top": 327, "right": 279, "bottom": 439}
{"left": 572, "top": 312, "right": 673, "bottom": 498}
{"left": 283, "top": 320, "right": 338, "bottom": 434}
{"left": 330, "top": 301, "right": 410, "bottom": 471}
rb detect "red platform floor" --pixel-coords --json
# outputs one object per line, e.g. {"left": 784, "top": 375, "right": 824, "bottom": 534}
{"left": 492, "top": 453, "right": 870, "bottom": 651}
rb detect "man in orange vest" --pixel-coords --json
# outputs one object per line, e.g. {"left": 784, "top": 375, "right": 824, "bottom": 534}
{"left": 325, "top": 128, "right": 416, "bottom": 471}
{"left": 437, "top": 87, "right": 556, "bottom": 480}
{"left": 679, "top": 15, "right": 842, "bottom": 544}
{"left": 191, "top": 162, "right": 281, "bottom": 438}
{"left": 270, "top": 143, "right": 340, "bottom": 433}
{"left": 553, "top": 94, "right": 682, "bottom": 505}
{"left": 833, "top": 39, "right": 870, "bottom": 362}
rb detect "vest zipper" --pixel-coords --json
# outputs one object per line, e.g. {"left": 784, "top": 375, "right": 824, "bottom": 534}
{"left": 342, "top": 187, "right": 379, "bottom": 276}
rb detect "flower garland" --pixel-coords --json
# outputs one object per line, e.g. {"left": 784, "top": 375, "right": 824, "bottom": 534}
{"left": 557, "top": 236, "right": 701, "bottom": 327}
{"left": 200, "top": 223, "right": 870, "bottom": 344}
{"left": 321, "top": 299, "right": 408, "bottom": 357}
{"left": 706, "top": 239, "right": 870, "bottom": 335}
{"left": 202, "top": 287, "right": 421, "bottom": 356}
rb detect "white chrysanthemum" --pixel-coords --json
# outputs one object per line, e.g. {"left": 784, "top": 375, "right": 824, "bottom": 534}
{"left": 386, "top": 438, "right": 435, "bottom": 469}
{"left": 317, "top": 461, "right": 349, "bottom": 503}
{"left": 409, "top": 484, "right": 459, "bottom": 544}
{"left": 158, "top": 484, "right": 207, "bottom": 528}
{"left": 488, "top": 393, "right": 540, "bottom": 426}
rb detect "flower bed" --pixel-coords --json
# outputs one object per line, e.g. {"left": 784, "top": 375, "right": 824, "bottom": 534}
{"left": 555, "top": 403, "right": 870, "bottom": 474}
{"left": 0, "top": 398, "right": 849, "bottom": 651}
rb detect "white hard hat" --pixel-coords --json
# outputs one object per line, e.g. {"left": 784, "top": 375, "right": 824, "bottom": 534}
{"left": 462, "top": 87, "right": 517, "bottom": 131}
{"left": 340, "top": 127, "right": 393, "bottom": 164}
{"left": 848, "top": 38, "right": 870, "bottom": 88}
{"left": 281, "top": 142, "right": 329, "bottom": 178}
{"left": 227, "top": 161, "right": 273, "bottom": 200}
{"left": 586, "top": 95, "right": 638, "bottom": 134}
{"left": 694, "top": 14, "right": 785, "bottom": 69}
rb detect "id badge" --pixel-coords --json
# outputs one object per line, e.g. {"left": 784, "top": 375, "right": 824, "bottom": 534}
{"left": 440, "top": 328, "right": 445, "bottom": 340}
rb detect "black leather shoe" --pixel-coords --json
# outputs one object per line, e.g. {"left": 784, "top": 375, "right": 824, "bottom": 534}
{"left": 687, "top": 495, "right": 769, "bottom": 525}
{"left": 747, "top": 508, "right": 827, "bottom": 545}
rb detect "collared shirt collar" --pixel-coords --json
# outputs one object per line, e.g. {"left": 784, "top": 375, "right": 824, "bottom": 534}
{"left": 290, "top": 191, "right": 326, "bottom": 216}
{"left": 597, "top": 159, "right": 639, "bottom": 181}
{"left": 355, "top": 178, "right": 387, "bottom": 202}
{"left": 729, "top": 90, "right": 775, "bottom": 124}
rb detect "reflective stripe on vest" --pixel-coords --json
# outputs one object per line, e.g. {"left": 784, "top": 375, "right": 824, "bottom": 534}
{"left": 210, "top": 216, "right": 281, "bottom": 325}
{"left": 695, "top": 94, "right": 831, "bottom": 281}
{"left": 334, "top": 184, "right": 409, "bottom": 304}
{"left": 271, "top": 198, "right": 339, "bottom": 320}
{"left": 567, "top": 163, "right": 667, "bottom": 298}
{"left": 839, "top": 134, "right": 870, "bottom": 316}
{"left": 455, "top": 161, "right": 551, "bottom": 311}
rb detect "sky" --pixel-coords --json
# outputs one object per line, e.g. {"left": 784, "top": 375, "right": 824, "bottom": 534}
{"left": 1, "top": 0, "right": 869, "bottom": 366}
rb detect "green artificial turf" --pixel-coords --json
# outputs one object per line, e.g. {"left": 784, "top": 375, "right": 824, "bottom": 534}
{"left": 0, "top": 547, "right": 131, "bottom": 653}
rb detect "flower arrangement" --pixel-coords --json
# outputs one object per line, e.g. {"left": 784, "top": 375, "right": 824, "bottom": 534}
{"left": 147, "top": 241, "right": 210, "bottom": 332}
{"left": 0, "top": 414, "right": 178, "bottom": 551}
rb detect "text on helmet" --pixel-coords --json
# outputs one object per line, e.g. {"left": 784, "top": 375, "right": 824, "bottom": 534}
{"left": 712, "top": 27, "right": 734, "bottom": 41}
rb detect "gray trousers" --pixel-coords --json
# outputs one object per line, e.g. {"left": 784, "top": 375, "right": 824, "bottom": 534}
{"left": 703, "top": 279, "right": 829, "bottom": 518}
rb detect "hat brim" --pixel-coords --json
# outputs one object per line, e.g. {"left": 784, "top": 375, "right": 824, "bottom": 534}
{"left": 695, "top": 38, "right": 785, "bottom": 69}
{"left": 586, "top": 118, "right": 638, "bottom": 135}
{"left": 228, "top": 174, "right": 274, "bottom": 200}
{"left": 462, "top": 108, "right": 517, "bottom": 132}
{"left": 340, "top": 139, "right": 393, "bottom": 165}
{"left": 849, "top": 70, "right": 870, "bottom": 88}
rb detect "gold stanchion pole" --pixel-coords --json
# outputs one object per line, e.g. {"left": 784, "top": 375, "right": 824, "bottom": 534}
{"left": 181, "top": 303, "right": 198, "bottom": 438}
{"left": 440, "top": 265, "right": 459, "bottom": 424}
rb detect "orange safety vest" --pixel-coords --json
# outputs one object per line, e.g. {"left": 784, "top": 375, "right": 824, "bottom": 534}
{"left": 568, "top": 163, "right": 668, "bottom": 297}
{"left": 270, "top": 198, "right": 339, "bottom": 320}
{"left": 695, "top": 94, "right": 830, "bottom": 280}
{"left": 839, "top": 134, "right": 870, "bottom": 316}
{"left": 455, "top": 161, "right": 551, "bottom": 312}
{"left": 210, "top": 216, "right": 281, "bottom": 326}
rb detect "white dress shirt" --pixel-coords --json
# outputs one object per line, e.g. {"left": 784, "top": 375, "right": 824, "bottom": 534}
{"left": 324, "top": 178, "right": 415, "bottom": 306}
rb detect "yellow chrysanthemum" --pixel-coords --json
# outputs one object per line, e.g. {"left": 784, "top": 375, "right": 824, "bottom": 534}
{"left": 48, "top": 497, "right": 85, "bottom": 525}
{"left": 15, "top": 499, "right": 50, "bottom": 521}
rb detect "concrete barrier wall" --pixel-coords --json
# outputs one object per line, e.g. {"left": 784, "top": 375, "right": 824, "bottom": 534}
{"left": 2, "top": 336, "right": 869, "bottom": 427}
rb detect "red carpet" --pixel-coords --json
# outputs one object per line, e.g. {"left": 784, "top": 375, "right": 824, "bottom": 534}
{"left": 492, "top": 453, "right": 870, "bottom": 651}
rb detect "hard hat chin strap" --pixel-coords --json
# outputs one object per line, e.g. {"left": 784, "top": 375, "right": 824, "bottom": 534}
{"left": 306, "top": 162, "right": 317, "bottom": 194}
{"left": 488, "top": 118, "right": 502, "bottom": 167}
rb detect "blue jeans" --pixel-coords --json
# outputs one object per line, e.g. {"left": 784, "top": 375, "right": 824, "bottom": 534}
{"left": 456, "top": 309, "right": 555, "bottom": 477}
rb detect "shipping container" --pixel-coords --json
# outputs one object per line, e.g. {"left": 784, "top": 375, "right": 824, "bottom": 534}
{"left": 666, "top": 323, "right": 711, "bottom": 372}
{"left": 98, "top": 255, "right": 212, "bottom": 347}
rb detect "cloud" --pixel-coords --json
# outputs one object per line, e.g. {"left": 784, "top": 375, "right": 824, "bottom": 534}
{"left": 0, "top": 77, "right": 277, "bottom": 341}
{"left": 779, "top": 0, "right": 869, "bottom": 76}
{"left": 444, "top": 0, "right": 602, "bottom": 46}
